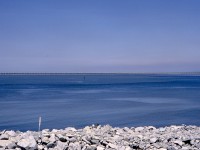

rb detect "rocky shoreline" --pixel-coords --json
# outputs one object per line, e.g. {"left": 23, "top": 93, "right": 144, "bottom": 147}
{"left": 0, "top": 125, "right": 200, "bottom": 150}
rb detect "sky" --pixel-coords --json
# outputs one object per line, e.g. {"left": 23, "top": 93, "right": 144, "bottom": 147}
{"left": 0, "top": 0, "right": 200, "bottom": 73}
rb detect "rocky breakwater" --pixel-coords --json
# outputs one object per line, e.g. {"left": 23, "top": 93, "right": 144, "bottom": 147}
{"left": 0, "top": 125, "right": 200, "bottom": 150}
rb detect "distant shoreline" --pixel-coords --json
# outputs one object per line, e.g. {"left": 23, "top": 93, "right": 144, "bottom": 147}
{"left": 0, "top": 72, "right": 200, "bottom": 76}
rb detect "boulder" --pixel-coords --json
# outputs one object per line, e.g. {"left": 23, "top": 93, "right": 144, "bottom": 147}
{"left": 0, "top": 140, "right": 14, "bottom": 148}
{"left": 17, "top": 135, "right": 37, "bottom": 149}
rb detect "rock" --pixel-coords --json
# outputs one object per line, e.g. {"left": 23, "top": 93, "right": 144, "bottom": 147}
{"left": 0, "top": 140, "right": 14, "bottom": 148}
{"left": 82, "top": 136, "right": 91, "bottom": 144}
{"left": 150, "top": 137, "right": 158, "bottom": 143}
{"left": 130, "top": 143, "right": 139, "bottom": 149}
{"left": 0, "top": 134, "right": 9, "bottom": 140}
{"left": 195, "top": 143, "right": 200, "bottom": 149}
{"left": 125, "top": 146, "right": 132, "bottom": 150}
{"left": 42, "top": 129, "right": 50, "bottom": 137}
{"left": 9, "top": 135, "right": 21, "bottom": 143}
{"left": 47, "top": 142, "right": 56, "bottom": 149}
{"left": 108, "top": 143, "right": 118, "bottom": 149}
{"left": 59, "top": 136, "right": 67, "bottom": 142}
{"left": 159, "top": 127, "right": 166, "bottom": 132}
{"left": 153, "top": 143, "right": 161, "bottom": 149}
{"left": 5, "top": 131, "right": 16, "bottom": 137}
{"left": 7, "top": 141, "right": 16, "bottom": 149}
{"left": 51, "top": 129, "right": 59, "bottom": 133}
{"left": 83, "top": 126, "right": 92, "bottom": 134}
{"left": 85, "top": 145, "right": 96, "bottom": 150}
{"left": 171, "top": 125, "right": 182, "bottom": 130}
{"left": 97, "top": 146, "right": 105, "bottom": 150}
{"left": 135, "top": 127, "right": 144, "bottom": 132}
{"left": 101, "top": 125, "right": 112, "bottom": 133}
{"left": 65, "top": 127, "right": 77, "bottom": 132}
{"left": 147, "top": 126, "right": 156, "bottom": 131}
{"left": 136, "top": 134, "right": 143, "bottom": 139}
{"left": 167, "top": 146, "right": 176, "bottom": 150}
{"left": 42, "top": 129, "right": 50, "bottom": 133}
{"left": 42, "top": 136, "right": 50, "bottom": 144}
{"left": 90, "top": 139, "right": 99, "bottom": 144}
{"left": 56, "top": 141, "right": 67, "bottom": 149}
{"left": 49, "top": 134, "right": 56, "bottom": 143}
{"left": 0, "top": 130, "right": 5, "bottom": 135}
{"left": 17, "top": 135, "right": 37, "bottom": 149}
{"left": 174, "top": 140, "right": 183, "bottom": 146}
{"left": 38, "top": 144, "right": 44, "bottom": 150}
{"left": 190, "top": 139, "right": 195, "bottom": 145}
{"left": 68, "top": 142, "right": 81, "bottom": 150}
{"left": 68, "top": 137, "right": 76, "bottom": 142}
{"left": 181, "top": 147, "right": 189, "bottom": 150}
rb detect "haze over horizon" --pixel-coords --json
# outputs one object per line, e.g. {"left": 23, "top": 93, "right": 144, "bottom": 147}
{"left": 0, "top": 0, "right": 200, "bottom": 73}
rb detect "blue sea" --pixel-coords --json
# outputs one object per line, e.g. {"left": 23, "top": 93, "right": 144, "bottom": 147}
{"left": 0, "top": 73, "right": 200, "bottom": 131}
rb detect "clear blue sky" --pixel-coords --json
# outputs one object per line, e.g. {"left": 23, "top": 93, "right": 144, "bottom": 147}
{"left": 0, "top": 0, "right": 200, "bottom": 73}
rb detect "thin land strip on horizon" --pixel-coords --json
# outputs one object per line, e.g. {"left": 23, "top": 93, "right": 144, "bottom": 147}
{"left": 0, "top": 72, "right": 200, "bottom": 75}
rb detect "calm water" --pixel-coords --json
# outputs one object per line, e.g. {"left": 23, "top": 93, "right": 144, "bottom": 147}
{"left": 0, "top": 74, "right": 200, "bottom": 131}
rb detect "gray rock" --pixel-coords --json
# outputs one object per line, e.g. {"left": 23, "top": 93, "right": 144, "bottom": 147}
{"left": 65, "top": 127, "right": 77, "bottom": 132}
{"left": 0, "top": 134, "right": 9, "bottom": 140}
{"left": 17, "top": 135, "right": 37, "bottom": 149}
{"left": 167, "top": 146, "right": 176, "bottom": 150}
{"left": 49, "top": 134, "right": 56, "bottom": 143}
{"left": 108, "top": 143, "right": 118, "bottom": 149}
{"left": 135, "top": 127, "right": 144, "bottom": 132}
{"left": 38, "top": 144, "right": 45, "bottom": 150}
{"left": 195, "top": 143, "right": 200, "bottom": 149}
{"left": 7, "top": 141, "right": 16, "bottom": 149}
{"left": 150, "top": 137, "right": 158, "bottom": 143}
{"left": 181, "top": 146, "right": 190, "bottom": 150}
{"left": 159, "top": 127, "right": 166, "bottom": 132}
{"left": 153, "top": 143, "right": 161, "bottom": 149}
{"left": 5, "top": 131, "right": 16, "bottom": 137}
{"left": 82, "top": 136, "right": 91, "bottom": 144}
{"left": 68, "top": 142, "right": 81, "bottom": 150}
{"left": 0, "top": 140, "right": 14, "bottom": 148}
{"left": 68, "top": 137, "right": 77, "bottom": 142}
{"left": 90, "top": 139, "right": 99, "bottom": 144}
{"left": 59, "top": 137, "right": 67, "bottom": 142}
{"left": 84, "top": 145, "right": 96, "bottom": 150}
{"left": 125, "top": 146, "right": 132, "bottom": 150}
{"left": 56, "top": 141, "right": 67, "bottom": 149}
{"left": 47, "top": 142, "right": 56, "bottom": 149}
{"left": 97, "top": 146, "right": 105, "bottom": 150}
{"left": 174, "top": 140, "right": 183, "bottom": 146}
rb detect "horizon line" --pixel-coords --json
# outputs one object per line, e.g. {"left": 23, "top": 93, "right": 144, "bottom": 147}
{"left": 0, "top": 72, "right": 200, "bottom": 75}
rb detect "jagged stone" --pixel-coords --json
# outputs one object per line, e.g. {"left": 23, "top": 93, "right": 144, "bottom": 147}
{"left": 5, "top": 131, "right": 16, "bottom": 137}
{"left": 17, "top": 135, "right": 37, "bottom": 149}
{"left": 0, "top": 140, "right": 14, "bottom": 148}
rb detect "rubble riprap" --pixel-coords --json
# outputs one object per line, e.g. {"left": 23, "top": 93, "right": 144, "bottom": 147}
{"left": 0, "top": 125, "right": 200, "bottom": 150}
